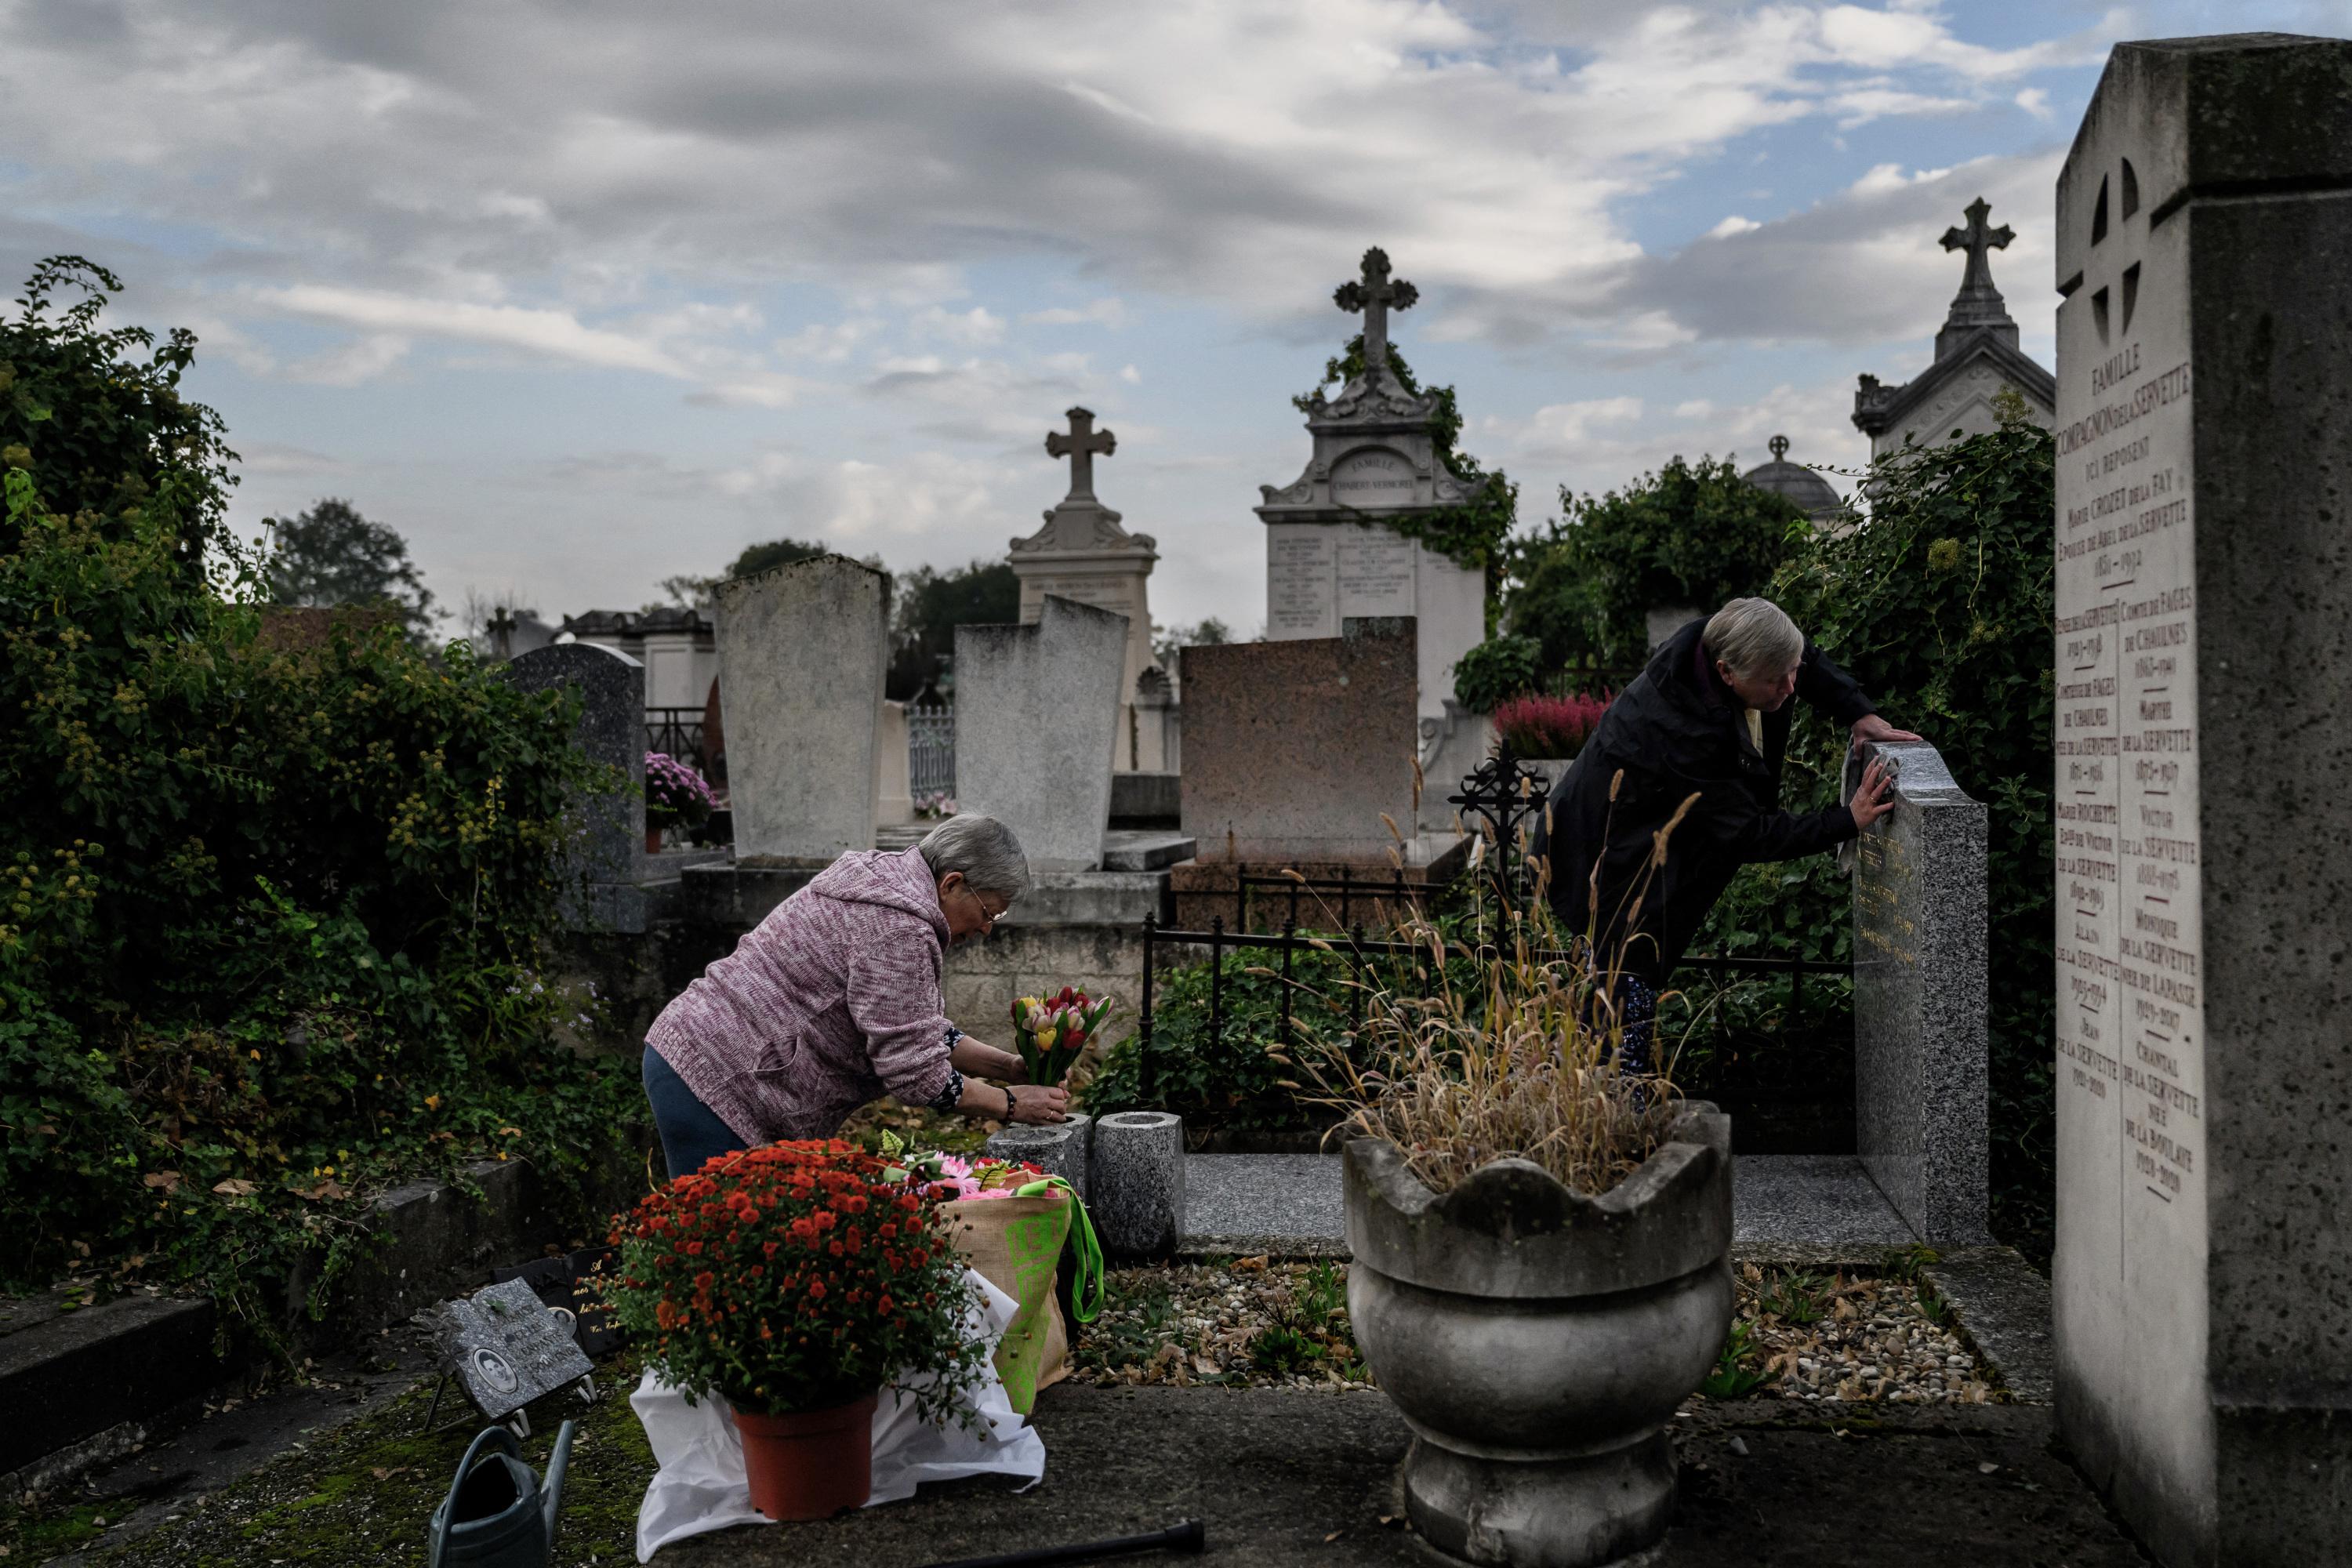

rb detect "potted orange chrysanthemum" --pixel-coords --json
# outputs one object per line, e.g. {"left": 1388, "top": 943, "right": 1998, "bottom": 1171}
{"left": 606, "top": 1141, "right": 989, "bottom": 1520}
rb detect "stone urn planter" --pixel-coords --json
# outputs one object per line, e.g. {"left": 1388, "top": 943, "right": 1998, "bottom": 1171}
{"left": 1343, "top": 1103, "right": 1734, "bottom": 1568}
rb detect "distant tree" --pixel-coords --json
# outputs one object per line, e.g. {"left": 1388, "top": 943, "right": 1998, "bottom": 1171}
{"left": 656, "top": 536, "right": 833, "bottom": 611}
{"left": 263, "top": 498, "right": 438, "bottom": 639}
{"left": 889, "top": 560, "right": 1022, "bottom": 699}
{"left": 1152, "top": 618, "right": 1232, "bottom": 670}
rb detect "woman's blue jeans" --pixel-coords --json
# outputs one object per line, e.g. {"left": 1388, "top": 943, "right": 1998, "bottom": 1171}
{"left": 641, "top": 1047, "right": 746, "bottom": 1181}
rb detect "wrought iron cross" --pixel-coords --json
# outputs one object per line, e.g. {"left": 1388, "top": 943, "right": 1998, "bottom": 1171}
{"left": 1333, "top": 246, "right": 1418, "bottom": 379}
{"left": 1940, "top": 197, "right": 2014, "bottom": 297}
{"left": 1045, "top": 406, "right": 1116, "bottom": 501}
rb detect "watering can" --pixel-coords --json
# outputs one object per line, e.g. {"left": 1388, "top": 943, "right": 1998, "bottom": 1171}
{"left": 428, "top": 1420, "right": 575, "bottom": 1568}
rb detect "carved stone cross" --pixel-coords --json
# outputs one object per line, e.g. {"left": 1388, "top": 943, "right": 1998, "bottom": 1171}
{"left": 1333, "top": 246, "right": 1418, "bottom": 381}
{"left": 1045, "top": 406, "right": 1116, "bottom": 501}
{"left": 1940, "top": 197, "right": 2015, "bottom": 298}
{"left": 1769, "top": 434, "right": 1790, "bottom": 463}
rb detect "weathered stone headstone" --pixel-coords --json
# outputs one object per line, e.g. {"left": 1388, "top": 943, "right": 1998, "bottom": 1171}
{"left": 2053, "top": 34, "right": 2352, "bottom": 1565}
{"left": 1258, "top": 249, "right": 1487, "bottom": 728}
{"left": 955, "top": 597, "right": 1130, "bottom": 872}
{"left": 1011, "top": 408, "right": 1161, "bottom": 770}
{"left": 874, "top": 698, "right": 914, "bottom": 828}
{"left": 430, "top": 1278, "right": 595, "bottom": 1426}
{"left": 1179, "top": 617, "right": 1420, "bottom": 865}
{"left": 1843, "top": 739, "right": 1988, "bottom": 1242}
{"left": 714, "top": 557, "right": 890, "bottom": 861}
{"left": 504, "top": 643, "right": 645, "bottom": 926}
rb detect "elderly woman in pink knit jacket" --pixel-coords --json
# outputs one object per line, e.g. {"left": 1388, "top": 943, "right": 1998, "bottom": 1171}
{"left": 640, "top": 814, "right": 1068, "bottom": 1179}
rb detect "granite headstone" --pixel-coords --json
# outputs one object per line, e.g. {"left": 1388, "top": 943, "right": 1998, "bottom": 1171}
{"left": 714, "top": 556, "right": 890, "bottom": 862}
{"left": 504, "top": 643, "right": 645, "bottom": 926}
{"left": 955, "top": 596, "right": 1129, "bottom": 872}
{"left": 2052, "top": 34, "right": 2352, "bottom": 1565}
{"left": 1180, "top": 616, "right": 1420, "bottom": 865}
{"left": 1844, "top": 739, "right": 1988, "bottom": 1242}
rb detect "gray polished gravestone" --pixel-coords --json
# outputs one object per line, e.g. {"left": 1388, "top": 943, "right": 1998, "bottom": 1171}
{"left": 1843, "top": 739, "right": 1988, "bottom": 1242}
{"left": 2052, "top": 34, "right": 2352, "bottom": 1567}
{"left": 504, "top": 642, "right": 650, "bottom": 929}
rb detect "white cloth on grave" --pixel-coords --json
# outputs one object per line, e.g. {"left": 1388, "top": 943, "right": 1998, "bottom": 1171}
{"left": 631, "top": 1266, "right": 1046, "bottom": 1561}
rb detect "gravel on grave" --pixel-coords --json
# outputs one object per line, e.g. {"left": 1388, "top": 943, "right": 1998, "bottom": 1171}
{"left": 1068, "top": 1258, "right": 1999, "bottom": 1406}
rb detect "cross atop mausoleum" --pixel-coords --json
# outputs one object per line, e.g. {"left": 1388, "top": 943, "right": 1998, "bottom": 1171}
{"left": 1045, "top": 406, "right": 1116, "bottom": 502}
{"left": 1941, "top": 197, "right": 2015, "bottom": 298}
{"left": 1333, "top": 246, "right": 1418, "bottom": 382}
{"left": 1769, "top": 434, "right": 1790, "bottom": 462}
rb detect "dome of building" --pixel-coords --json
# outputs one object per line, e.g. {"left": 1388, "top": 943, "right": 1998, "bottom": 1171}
{"left": 1742, "top": 434, "right": 1843, "bottom": 524}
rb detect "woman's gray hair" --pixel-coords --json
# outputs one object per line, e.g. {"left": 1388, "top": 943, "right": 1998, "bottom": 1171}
{"left": 1702, "top": 597, "right": 1804, "bottom": 679}
{"left": 917, "top": 814, "right": 1031, "bottom": 900}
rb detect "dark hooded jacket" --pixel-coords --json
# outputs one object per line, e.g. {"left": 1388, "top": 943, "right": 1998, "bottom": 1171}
{"left": 1537, "top": 617, "right": 1877, "bottom": 984}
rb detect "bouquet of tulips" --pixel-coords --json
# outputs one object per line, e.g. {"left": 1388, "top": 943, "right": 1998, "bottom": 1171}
{"left": 1011, "top": 985, "right": 1113, "bottom": 1087}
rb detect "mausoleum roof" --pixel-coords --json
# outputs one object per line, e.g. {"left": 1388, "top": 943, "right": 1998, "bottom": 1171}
{"left": 1741, "top": 437, "right": 1843, "bottom": 524}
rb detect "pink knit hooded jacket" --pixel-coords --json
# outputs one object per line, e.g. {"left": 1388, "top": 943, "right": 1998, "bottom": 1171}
{"left": 647, "top": 846, "right": 956, "bottom": 1144}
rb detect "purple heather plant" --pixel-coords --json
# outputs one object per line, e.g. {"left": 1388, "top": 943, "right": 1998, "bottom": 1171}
{"left": 645, "top": 752, "right": 719, "bottom": 827}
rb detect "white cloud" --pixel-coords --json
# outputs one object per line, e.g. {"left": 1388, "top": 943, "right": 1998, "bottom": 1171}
{"left": 1120, "top": 363, "right": 1142, "bottom": 383}
{"left": 910, "top": 304, "right": 1007, "bottom": 346}
{"left": 254, "top": 285, "right": 695, "bottom": 377}
{"left": 1025, "top": 298, "right": 1128, "bottom": 328}
{"left": 1708, "top": 215, "right": 1763, "bottom": 239}
{"left": 2016, "top": 86, "right": 2053, "bottom": 118}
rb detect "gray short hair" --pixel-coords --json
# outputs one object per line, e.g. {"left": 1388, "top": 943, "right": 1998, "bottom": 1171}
{"left": 917, "top": 815, "right": 1031, "bottom": 900}
{"left": 1702, "top": 597, "right": 1804, "bottom": 680}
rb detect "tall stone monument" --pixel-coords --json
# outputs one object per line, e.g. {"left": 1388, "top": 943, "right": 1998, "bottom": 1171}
{"left": 1258, "top": 248, "right": 1487, "bottom": 731}
{"left": 713, "top": 556, "right": 890, "bottom": 862}
{"left": 2052, "top": 34, "right": 2352, "bottom": 1566}
{"left": 1853, "top": 199, "right": 2056, "bottom": 456}
{"left": 953, "top": 596, "right": 1130, "bottom": 872}
{"left": 1009, "top": 408, "right": 1160, "bottom": 771}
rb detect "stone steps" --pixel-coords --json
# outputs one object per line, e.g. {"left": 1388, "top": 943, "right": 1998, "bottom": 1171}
{"left": 0, "top": 1286, "right": 224, "bottom": 1491}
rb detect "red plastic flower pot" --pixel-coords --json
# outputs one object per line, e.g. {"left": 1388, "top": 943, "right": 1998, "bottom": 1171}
{"left": 731, "top": 1392, "right": 879, "bottom": 1520}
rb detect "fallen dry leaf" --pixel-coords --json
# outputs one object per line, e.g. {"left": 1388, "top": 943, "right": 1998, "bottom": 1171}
{"left": 142, "top": 1171, "right": 183, "bottom": 1192}
{"left": 211, "top": 1178, "right": 257, "bottom": 1196}
{"left": 296, "top": 1179, "right": 350, "bottom": 1201}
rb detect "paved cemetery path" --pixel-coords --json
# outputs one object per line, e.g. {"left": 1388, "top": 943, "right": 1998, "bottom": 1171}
{"left": 666, "top": 1385, "right": 2147, "bottom": 1566}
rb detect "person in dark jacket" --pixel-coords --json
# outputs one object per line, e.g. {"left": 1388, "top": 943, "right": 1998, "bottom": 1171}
{"left": 1537, "top": 598, "right": 1915, "bottom": 1065}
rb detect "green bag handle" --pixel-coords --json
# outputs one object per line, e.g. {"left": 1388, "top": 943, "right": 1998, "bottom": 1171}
{"left": 1014, "top": 1176, "right": 1105, "bottom": 1324}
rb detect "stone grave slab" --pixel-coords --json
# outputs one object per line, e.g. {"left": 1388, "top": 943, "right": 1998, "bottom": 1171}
{"left": 2053, "top": 35, "right": 2352, "bottom": 1566}
{"left": 715, "top": 556, "right": 889, "bottom": 862}
{"left": 1844, "top": 739, "right": 1989, "bottom": 1241}
{"left": 955, "top": 595, "right": 1130, "bottom": 872}
{"left": 1174, "top": 1152, "right": 1915, "bottom": 1258}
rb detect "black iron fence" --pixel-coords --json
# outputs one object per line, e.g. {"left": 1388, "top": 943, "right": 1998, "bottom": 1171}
{"left": 1138, "top": 915, "right": 1846, "bottom": 1062}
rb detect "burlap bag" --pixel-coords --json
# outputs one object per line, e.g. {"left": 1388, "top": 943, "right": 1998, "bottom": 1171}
{"left": 939, "top": 1190, "right": 1073, "bottom": 1411}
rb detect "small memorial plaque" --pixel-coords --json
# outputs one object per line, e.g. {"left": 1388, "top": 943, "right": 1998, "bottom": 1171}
{"left": 432, "top": 1278, "right": 595, "bottom": 1423}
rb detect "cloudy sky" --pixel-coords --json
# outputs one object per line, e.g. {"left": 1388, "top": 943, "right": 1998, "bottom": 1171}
{"left": 0, "top": 0, "right": 2336, "bottom": 632}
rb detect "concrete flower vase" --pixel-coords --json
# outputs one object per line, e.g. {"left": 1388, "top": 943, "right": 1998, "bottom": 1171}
{"left": 1341, "top": 1104, "right": 1735, "bottom": 1568}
